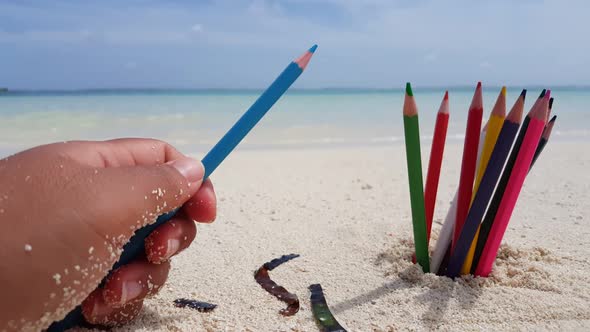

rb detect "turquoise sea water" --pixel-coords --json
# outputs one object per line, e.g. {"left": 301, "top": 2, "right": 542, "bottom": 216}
{"left": 0, "top": 88, "right": 587, "bottom": 156}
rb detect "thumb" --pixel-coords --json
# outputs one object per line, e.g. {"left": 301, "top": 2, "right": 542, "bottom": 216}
{"left": 85, "top": 157, "right": 205, "bottom": 233}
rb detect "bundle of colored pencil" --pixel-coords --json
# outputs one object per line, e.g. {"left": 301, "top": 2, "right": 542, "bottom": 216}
{"left": 402, "top": 83, "right": 557, "bottom": 276}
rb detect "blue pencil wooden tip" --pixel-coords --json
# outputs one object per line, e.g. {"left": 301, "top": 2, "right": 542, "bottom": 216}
{"left": 309, "top": 44, "right": 318, "bottom": 53}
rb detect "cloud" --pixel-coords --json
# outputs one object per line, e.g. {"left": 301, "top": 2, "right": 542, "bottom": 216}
{"left": 191, "top": 24, "right": 203, "bottom": 33}
{"left": 0, "top": 29, "right": 93, "bottom": 43}
{"left": 1, "top": 0, "right": 589, "bottom": 88}
{"left": 101, "top": 29, "right": 191, "bottom": 44}
{"left": 124, "top": 61, "right": 137, "bottom": 69}
{"left": 423, "top": 52, "right": 438, "bottom": 63}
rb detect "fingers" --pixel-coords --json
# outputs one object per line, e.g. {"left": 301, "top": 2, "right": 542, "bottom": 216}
{"left": 101, "top": 259, "right": 171, "bottom": 308}
{"left": 145, "top": 217, "right": 197, "bottom": 264}
{"left": 60, "top": 138, "right": 186, "bottom": 168}
{"left": 81, "top": 289, "right": 144, "bottom": 326}
{"left": 183, "top": 179, "right": 217, "bottom": 223}
{"left": 81, "top": 256, "right": 171, "bottom": 326}
{"left": 144, "top": 179, "right": 217, "bottom": 263}
{"left": 102, "top": 138, "right": 186, "bottom": 166}
{"left": 86, "top": 158, "right": 204, "bottom": 235}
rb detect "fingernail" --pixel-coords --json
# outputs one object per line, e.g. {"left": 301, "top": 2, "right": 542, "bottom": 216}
{"left": 168, "top": 158, "right": 204, "bottom": 184}
{"left": 164, "top": 239, "right": 181, "bottom": 259}
{"left": 121, "top": 281, "right": 144, "bottom": 304}
{"left": 89, "top": 295, "right": 112, "bottom": 318}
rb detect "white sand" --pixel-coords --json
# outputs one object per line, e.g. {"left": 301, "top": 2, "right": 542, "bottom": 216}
{"left": 77, "top": 142, "right": 590, "bottom": 331}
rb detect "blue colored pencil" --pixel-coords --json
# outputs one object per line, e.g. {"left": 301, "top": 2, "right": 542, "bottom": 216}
{"left": 446, "top": 90, "right": 526, "bottom": 278}
{"left": 202, "top": 45, "right": 317, "bottom": 177}
{"left": 48, "top": 44, "right": 318, "bottom": 332}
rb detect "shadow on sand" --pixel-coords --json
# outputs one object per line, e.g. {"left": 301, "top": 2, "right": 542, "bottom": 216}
{"left": 330, "top": 246, "right": 484, "bottom": 330}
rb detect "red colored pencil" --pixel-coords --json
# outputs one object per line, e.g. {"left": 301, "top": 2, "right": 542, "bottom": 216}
{"left": 453, "top": 82, "right": 483, "bottom": 248}
{"left": 474, "top": 91, "right": 551, "bottom": 277}
{"left": 424, "top": 91, "right": 450, "bottom": 244}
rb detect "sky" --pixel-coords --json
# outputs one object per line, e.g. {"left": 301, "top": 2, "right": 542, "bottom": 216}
{"left": 1, "top": 0, "right": 589, "bottom": 89}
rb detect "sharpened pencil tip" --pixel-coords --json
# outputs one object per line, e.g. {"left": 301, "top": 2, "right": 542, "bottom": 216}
{"left": 539, "top": 89, "right": 546, "bottom": 98}
{"left": 294, "top": 45, "right": 317, "bottom": 70}
{"left": 403, "top": 83, "right": 418, "bottom": 116}
{"left": 491, "top": 87, "right": 506, "bottom": 117}
{"left": 507, "top": 88, "right": 526, "bottom": 123}
{"left": 470, "top": 82, "right": 483, "bottom": 111}
{"left": 438, "top": 91, "right": 450, "bottom": 114}
{"left": 531, "top": 90, "right": 551, "bottom": 121}
{"left": 549, "top": 97, "right": 554, "bottom": 110}
{"left": 406, "top": 82, "right": 413, "bottom": 96}
{"left": 543, "top": 116, "right": 557, "bottom": 139}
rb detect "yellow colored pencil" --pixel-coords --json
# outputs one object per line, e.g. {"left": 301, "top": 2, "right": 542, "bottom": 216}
{"left": 460, "top": 86, "right": 506, "bottom": 274}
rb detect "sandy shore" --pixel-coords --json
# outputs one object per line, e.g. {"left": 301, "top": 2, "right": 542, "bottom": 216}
{"left": 77, "top": 141, "right": 590, "bottom": 331}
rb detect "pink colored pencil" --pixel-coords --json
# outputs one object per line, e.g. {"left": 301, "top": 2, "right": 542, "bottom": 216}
{"left": 474, "top": 91, "right": 551, "bottom": 277}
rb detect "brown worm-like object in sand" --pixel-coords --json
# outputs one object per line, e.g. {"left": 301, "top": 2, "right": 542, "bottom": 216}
{"left": 254, "top": 254, "right": 300, "bottom": 316}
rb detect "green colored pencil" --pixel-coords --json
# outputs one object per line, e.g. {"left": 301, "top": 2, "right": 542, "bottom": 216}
{"left": 403, "top": 82, "right": 429, "bottom": 273}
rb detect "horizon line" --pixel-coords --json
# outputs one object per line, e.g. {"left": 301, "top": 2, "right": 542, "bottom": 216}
{"left": 3, "top": 85, "right": 590, "bottom": 93}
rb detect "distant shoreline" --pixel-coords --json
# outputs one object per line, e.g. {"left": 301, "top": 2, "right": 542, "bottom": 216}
{"left": 2, "top": 86, "right": 590, "bottom": 96}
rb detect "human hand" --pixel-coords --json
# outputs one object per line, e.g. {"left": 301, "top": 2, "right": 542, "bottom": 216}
{"left": 0, "top": 139, "right": 217, "bottom": 331}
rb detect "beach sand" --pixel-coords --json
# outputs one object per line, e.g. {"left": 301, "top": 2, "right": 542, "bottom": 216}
{"left": 76, "top": 141, "right": 590, "bottom": 331}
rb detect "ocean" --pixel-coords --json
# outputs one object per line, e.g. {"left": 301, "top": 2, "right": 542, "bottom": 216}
{"left": 0, "top": 88, "right": 587, "bottom": 157}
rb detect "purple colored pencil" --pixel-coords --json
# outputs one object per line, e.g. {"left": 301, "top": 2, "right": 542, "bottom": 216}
{"left": 446, "top": 91, "right": 526, "bottom": 278}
